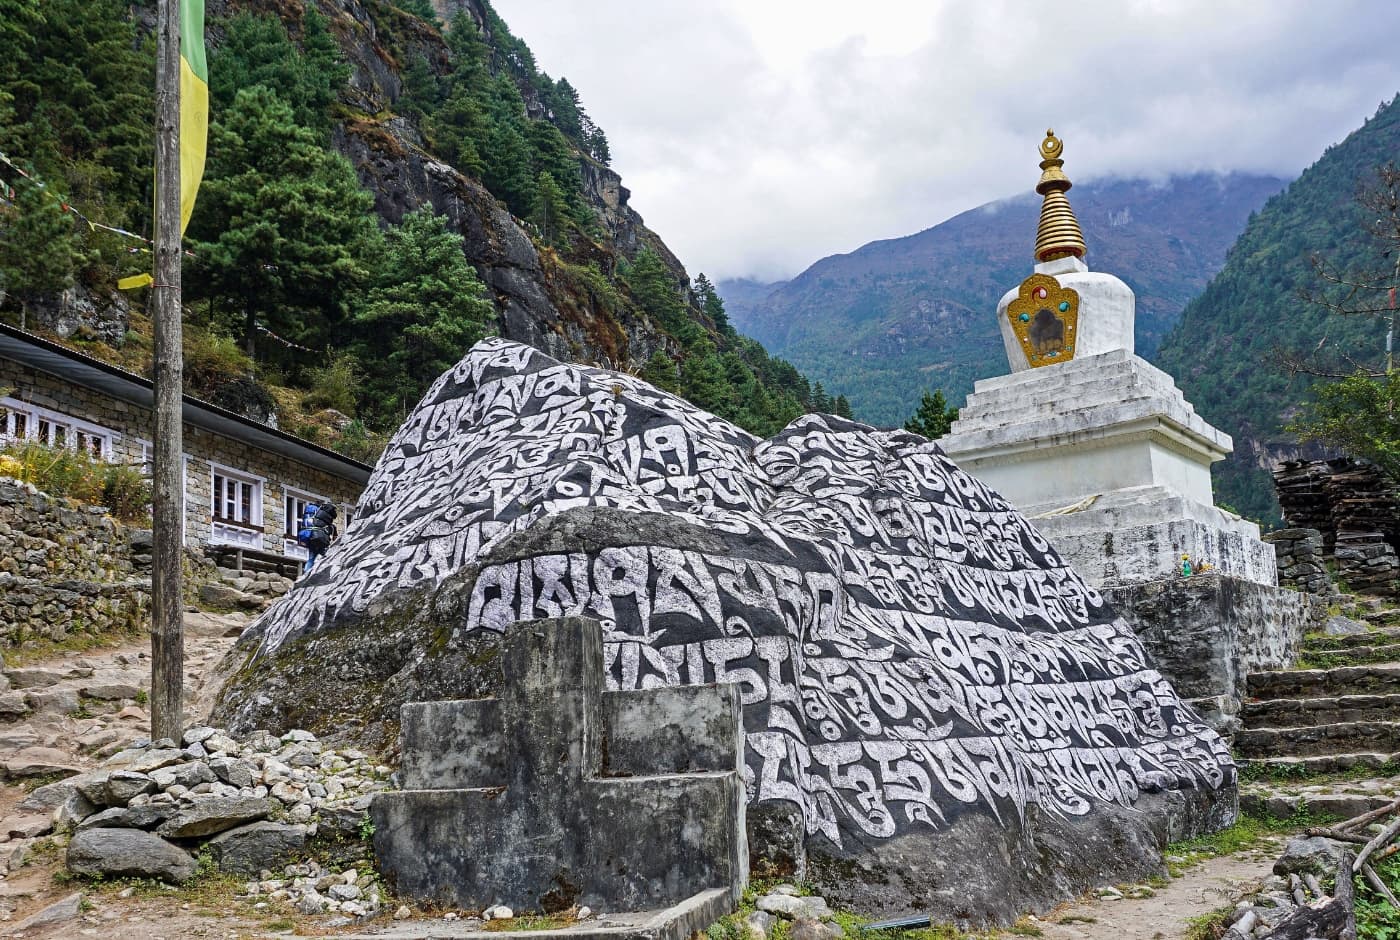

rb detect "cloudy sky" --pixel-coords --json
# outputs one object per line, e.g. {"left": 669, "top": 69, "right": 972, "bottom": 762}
{"left": 493, "top": 0, "right": 1400, "bottom": 283}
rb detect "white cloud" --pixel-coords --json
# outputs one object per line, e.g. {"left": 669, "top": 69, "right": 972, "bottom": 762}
{"left": 492, "top": 0, "right": 1400, "bottom": 281}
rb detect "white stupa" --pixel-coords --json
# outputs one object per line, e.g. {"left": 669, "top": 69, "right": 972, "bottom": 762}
{"left": 939, "top": 130, "right": 1276, "bottom": 587}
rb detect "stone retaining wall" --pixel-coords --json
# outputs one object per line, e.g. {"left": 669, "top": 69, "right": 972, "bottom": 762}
{"left": 1263, "top": 527, "right": 1333, "bottom": 595}
{"left": 0, "top": 478, "right": 150, "bottom": 648}
{"left": 1106, "top": 574, "right": 1318, "bottom": 737}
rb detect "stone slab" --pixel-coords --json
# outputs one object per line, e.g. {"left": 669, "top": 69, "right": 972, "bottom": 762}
{"left": 602, "top": 684, "right": 743, "bottom": 777}
{"left": 376, "top": 619, "right": 747, "bottom": 914}
{"left": 333, "top": 887, "right": 734, "bottom": 940}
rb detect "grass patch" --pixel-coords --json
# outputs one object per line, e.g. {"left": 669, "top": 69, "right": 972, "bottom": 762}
{"left": 1183, "top": 905, "right": 1234, "bottom": 940}
{"left": 1166, "top": 804, "right": 1340, "bottom": 876}
{"left": 0, "top": 440, "right": 151, "bottom": 522}
{"left": 1168, "top": 815, "right": 1274, "bottom": 860}
{"left": 1239, "top": 758, "right": 1400, "bottom": 787}
{"left": 4, "top": 620, "right": 144, "bottom": 667}
{"left": 483, "top": 913, "right": 581, "bottom": 932}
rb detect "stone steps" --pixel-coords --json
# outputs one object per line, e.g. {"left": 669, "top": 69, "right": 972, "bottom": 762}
{"left": 1242, "top": 692, "right": 1400, "bottom": 728}
{"left": 1241, "top": 788, "right": 1398, "bottom": 822}
{"left": 1234, "top": 720, "right": 1400, "bottom": 759}
{"left": 1298, "top": 643, "right": 1400, "bottom": 667}
{"left": 1246, "top": 664, "right": 1400, "bottom": 700}
{"left": 1303, "top": 627, "right": 1400, "bottom": 651}
{"left": 1239, "top": 753, "right": 1400, "bottom": 776}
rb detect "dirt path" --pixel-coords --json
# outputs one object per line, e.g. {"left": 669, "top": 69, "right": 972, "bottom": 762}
{"left": 1027, "top": 841, "right": 1282, "bottom": 940}
{"left": 0, "top": 613, "right": 284, "bottom": 938}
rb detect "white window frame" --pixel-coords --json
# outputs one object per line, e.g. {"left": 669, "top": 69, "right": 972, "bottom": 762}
{"left": 208, "top": 462, "right": 265, "bottom": 549}
{"left": 0, "top": 396, "right": 116, "bottom": 459}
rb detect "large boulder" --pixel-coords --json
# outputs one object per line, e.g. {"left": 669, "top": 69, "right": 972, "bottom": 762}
{"left": 206, "top": 821, "right": 306, "bottom": 875}
{"left": 67, "top": 828, "right": 196, "bottom": 883}
{"left": 213, "top": 339, "right": 1236, "bottom": 923}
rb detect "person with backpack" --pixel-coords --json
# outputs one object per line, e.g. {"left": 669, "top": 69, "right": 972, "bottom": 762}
{"left": 296, "top": 500, "right": 338, "bottom": 574}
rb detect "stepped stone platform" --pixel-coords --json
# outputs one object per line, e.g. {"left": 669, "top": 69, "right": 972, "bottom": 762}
{"left": 1239, "top": 614, "right": 1400, "bottom": 817}
{"left": 941, "top": 350, "right": 1276, "bottom": 586}
{"left": 372, "top": 617, "right": 746, "bottom": 914}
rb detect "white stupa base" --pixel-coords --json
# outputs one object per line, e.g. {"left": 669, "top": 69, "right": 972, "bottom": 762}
{"left": 940, "top": 350, "right": 1277, "bottom": 588}
{"left": 1023, "top": 486, "right": 1276, "bottom": 587}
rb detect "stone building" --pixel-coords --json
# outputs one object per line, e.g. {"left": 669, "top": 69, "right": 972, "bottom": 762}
{"left": 0, "top": 323, "right": 370, "bottom": 561}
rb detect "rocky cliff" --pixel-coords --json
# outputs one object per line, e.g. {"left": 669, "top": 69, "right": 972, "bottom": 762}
{"left": 209, "top": 0, "right": 690, "bottom": 372}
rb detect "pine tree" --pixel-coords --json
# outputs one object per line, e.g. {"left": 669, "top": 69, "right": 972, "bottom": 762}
{"left": 586, "top": 127, "right": 611, "bottom": 166}
{"left": 639, "top": 349, "right": 679, "bottom": 392}
{"left": 547, "top": 77, "right": 583, "bottom": 140}
{"left": 693, "top": 273, "right": 731, "bottom": 334}
{"left": 532, "top": 171, "right": 570, "bottom": 247}
{"left": 188, "top": 86, "right": 379, "bottom": 358}
{"left": 396, "top": 0, "right": 439, "bottom": 23}
{"left": 353, "top": 207, "right": 497, "bottom": 420}
{"left": 0, "top": 0, "right": 42, "bottom": 129}
{"left": 904, "top": 389, "right": 959, "bottom": 439}
{"left": 399, "top": 53, "right": 441, "bottom": 122}
{"left": 0, "top": 0, "right": 152, "bottom": 238}
{"left": 811, "top": 382, "right": 830, "bottom": 413}
{"left": 210, "top": 9, "right": 348, "bottom": 133}
{"left": 622, "top": 249, "right": 688, "bottom": 334}
{"left": 681, "top": 340, "right": 733, "bottom": 417}
{"left": 0, "top": 174, "right": 76, "bottom": 315}
{"left": 833, "top": 395, "right": 853, "bottom": 419}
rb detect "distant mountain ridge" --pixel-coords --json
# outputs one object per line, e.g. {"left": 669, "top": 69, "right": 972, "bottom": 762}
{"left": 719, "top": 172, "right": 1287, "bottom": 428}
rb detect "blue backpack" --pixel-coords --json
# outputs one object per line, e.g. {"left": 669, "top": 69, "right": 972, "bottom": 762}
{"left": 297, "top": 502, "right": 336, "bottom": 553}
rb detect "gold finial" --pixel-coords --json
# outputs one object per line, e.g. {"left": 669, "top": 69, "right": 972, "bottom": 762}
{"left": 1033, "top": 128, "right": 1085, "bottom": 263}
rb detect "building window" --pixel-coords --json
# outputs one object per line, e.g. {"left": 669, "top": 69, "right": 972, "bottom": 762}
{"left": 212, "top": 471, "right": 261, "bottom": 527}
{"left": 0, "top": 397, "right": 112, "bottom": 458}
{"left": 209, "top": 465, "right": 264, "bottom": 549}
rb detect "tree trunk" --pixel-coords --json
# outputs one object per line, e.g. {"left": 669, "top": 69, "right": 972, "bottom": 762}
{"left": 245, "top": 301, "right": 257, "bottom": 360}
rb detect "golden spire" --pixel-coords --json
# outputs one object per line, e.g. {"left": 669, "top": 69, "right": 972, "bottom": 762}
{"left": 1033, "top": 128, "right": 1086, "bottom": 263}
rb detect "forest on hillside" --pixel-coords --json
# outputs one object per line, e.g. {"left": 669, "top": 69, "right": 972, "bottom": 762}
{"left": 1157, "top": 95, "right": 1400, "bottom": 524}
{"left": 0, "top": 0, "right": 838, "bottom": 461}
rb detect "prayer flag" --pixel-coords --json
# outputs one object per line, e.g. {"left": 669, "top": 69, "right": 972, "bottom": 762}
{"left": 178, "top": 0, "right": 207, "bottom": 235}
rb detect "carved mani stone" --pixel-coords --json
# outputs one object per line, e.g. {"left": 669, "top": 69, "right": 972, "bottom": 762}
{"left": 370, "top": 616, "right": 748, "bottom": 914}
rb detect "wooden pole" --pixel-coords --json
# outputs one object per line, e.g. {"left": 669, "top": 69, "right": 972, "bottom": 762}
{"left": 150, "top": 0, "right": 184, "bottom": 743}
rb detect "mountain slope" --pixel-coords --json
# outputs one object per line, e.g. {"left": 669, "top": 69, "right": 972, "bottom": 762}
{"left": 0, "top": 0, "right": 820, "bottom": 451}
{"left": 1156, "top": 95, "right": 1400, "bottom": 524}
{"left": 721, "top": 173, "right": 1286, "bottom": 428}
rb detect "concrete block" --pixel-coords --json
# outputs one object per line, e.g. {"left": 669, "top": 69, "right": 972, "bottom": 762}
{"left": 374, "top": 617, "right": 745, "bottom": 915}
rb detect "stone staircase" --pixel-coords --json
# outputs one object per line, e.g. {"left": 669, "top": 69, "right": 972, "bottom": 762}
{"left": 1237, "top": 604, "right": 1400, "bottom": 818}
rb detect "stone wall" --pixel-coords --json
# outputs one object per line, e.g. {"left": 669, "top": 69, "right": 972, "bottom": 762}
{"left": 1262, "top": 528, "right": 1333, "bottom": 595}
{"left": 1273, "top": 458, "right": 1400, "bottom": 596}
{"left": 0, "top": 357, "right": 362, "bottom": 559}
{"left": 0, "top": 478, "right": 150, "bottom": 648}
{"left": 1106, "top": 574, "right": 1317, "bottom": 736}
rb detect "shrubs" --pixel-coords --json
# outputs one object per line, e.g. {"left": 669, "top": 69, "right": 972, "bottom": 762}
{"left": 0, "top": 440, "right": 151, "bottom": 523}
